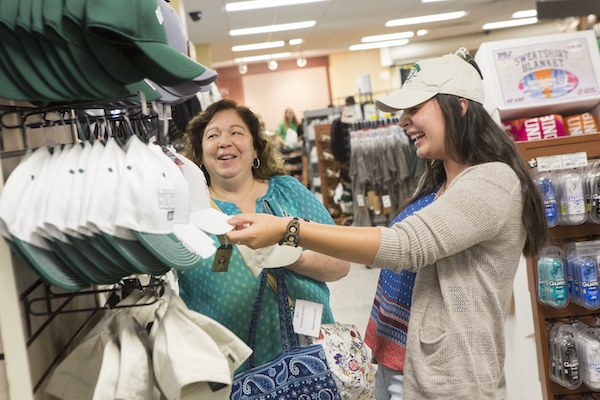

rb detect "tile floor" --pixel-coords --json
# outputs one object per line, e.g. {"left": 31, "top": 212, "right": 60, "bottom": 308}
{"left": 327, "top": 263, "right": 508, "bottom": 400}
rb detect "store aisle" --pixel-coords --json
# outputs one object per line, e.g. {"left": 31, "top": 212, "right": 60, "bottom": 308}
{"left": 327, "top": 263, "right": 509, "bottom": 400}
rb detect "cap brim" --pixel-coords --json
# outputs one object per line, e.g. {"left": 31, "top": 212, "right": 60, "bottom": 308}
{"left": 265, "top": 245, "right": 302, "bottom": 268}
{"left": 47, "top": 239, "right": 123, "bottom": 285}
{"left": 131, "top": 43, "right": 206, "bottom": 87}
{"left": 189, "top": 209, "right": 234, "bottom": 235}
{"left": 154, "top": 67, "right": 218, "bottom": 97}
{"left": 375, "top": 89, "right": 438, "bottom": 112}
{"left": 172, "top": 223, "right": 217, "bottom": 259}
{"left": 100, "top": 233, "right": 171, "bottom": 275}
{"left": 130, "top": 231, "right": 204, "bottom": 271}
{"left": 67, "top": 234, "right": 131, "bottom": 277}
{"left": 11, "top": 237, "right": 90, "bottom": 290}
{"left": 237, "top": 244, "right": 302, "bottom": 276}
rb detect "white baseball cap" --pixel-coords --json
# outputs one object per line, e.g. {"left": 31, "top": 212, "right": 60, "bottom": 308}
{"left": 114, "top": 311, "right": 154, "bottom": 400}
{"left": 151, "top": 296, "right": 236, "bottom": 400}
{"left": 174, "top": 152, "right": 234, "bottom": 235}
{"left": 3, "top": 146, "right": 89, "bottom": 290}
{"left": 237, "top": 244, "right": 302, "bottom": 277}
{"left": 110, "top": 136, "right": 213, "bottom": 271}
{"left": 39, "top": 143, "right": 124, "bottom": 284}
{"left": 45, "top": 312, "right": 120, "bottom": 400}
{"left": 147, "top": 143, "right": 217, "bottom": 259}
{"left": 376, "top": 48, "right": 484, "bottom": 112}
{"left": 85, "top": 138, "right": 171, "bottom": 276}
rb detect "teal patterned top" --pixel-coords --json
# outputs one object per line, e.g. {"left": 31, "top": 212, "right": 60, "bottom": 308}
{"left": 179, "top": 175, "right": 335, "bottom": 373}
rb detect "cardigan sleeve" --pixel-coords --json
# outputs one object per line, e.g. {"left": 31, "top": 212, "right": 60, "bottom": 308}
{"left": 372, "top": 162, "right": 523, "bottom": 272}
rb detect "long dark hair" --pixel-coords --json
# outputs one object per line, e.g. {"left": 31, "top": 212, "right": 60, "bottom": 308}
{"left": 400, "top": 94, "right": 548, "bottom": 257}
{"left": 182, "top": 99, "right": 286, "bottom": 185}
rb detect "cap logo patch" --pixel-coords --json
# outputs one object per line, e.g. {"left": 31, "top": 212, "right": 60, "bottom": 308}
{"left": 406, "top": 64, "right": 421, "bottom": 83}
{"left": 157, "top": 190, "right": 176, "bottom": 211}
{"left": 155, "top": 6, "right": 164, "bottom": 25}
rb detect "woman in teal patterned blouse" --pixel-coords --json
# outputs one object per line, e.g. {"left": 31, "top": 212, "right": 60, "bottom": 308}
{"left": 180, "top": 99, "right": 349, "bottom": 373}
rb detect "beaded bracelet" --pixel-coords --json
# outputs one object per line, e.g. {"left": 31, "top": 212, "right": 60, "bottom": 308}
{"left": 279, "top": 217, "right": 301, "bottom": 247}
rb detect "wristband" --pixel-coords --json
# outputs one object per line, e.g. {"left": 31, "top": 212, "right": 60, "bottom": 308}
{"left": 279, "top": 217, "right": 300, "bottom": 247}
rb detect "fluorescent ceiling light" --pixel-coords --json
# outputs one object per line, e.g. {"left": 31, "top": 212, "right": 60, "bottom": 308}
{"left": 512, "top": 10, "right": 537, "bottom": 19}
{"left": 289, "top": 38, "right": 303, "bottom": 45}
{"left": 386, "top": 11, "right": 467, "bottom": 27}
{"left": 234, "top": 52, "right": 293, "bottom": 62}
{"left": 362, "top": 31, "right": 414, "bottom": 43}
{"left": 230, "top": 21, "right": 316, "bottom": 36}
{"left": 350, "top": 39, "right": 409, "bottom": 51}
{"left": 232, "top": 41, "right": 285, "bottom": 51}
{"left": 226, "top": 0, "right": 329, "bottom": 12}
{"left": 482, "top": 17, "right": 538, "bottom": 30}
{"left": 417, "top": 29, "right": 428, "bottom": 36}
{"left": 421, "top": 0, "right": 450, "bottom": 2}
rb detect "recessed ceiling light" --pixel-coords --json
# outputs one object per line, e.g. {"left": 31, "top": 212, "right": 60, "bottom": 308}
{"left": 512, "top": 10, "right": 537, "bottom": 19}
{"left": 350, "top": 39, "right": 409, "bottom": 51}
{"left": 362, "top": 31, "right": 414, "bottom": 43}
{"left": 416, "top": 29, "right": 428, "bottom": 36}
{"left": 230, "top": 21, "right": 316, "bottom": 36}
{"left": 482, "top": 17, "right": 537, "bottom": 30}
{"left": 386, "top": 11, "right": 467, "bottom": 27}
{"left": 232, "top": 41, "right": 285, "bottom": 52}
{"left": 226, "top": 0, "right": 329, "bottom": 12}
{"left": 234, "top": 52, "right": 293, "bottom": 63}
{"left": 289, "top": 38, "right": 303, "bottom": 45}
{"left": 297, "top": 58, "right": 307, "bottom": 67}
{"left": 239, "top": 64, "right": 248, "bottom": 74}
{"left": 268, "top": 60, "right": 279, "bottom": 70}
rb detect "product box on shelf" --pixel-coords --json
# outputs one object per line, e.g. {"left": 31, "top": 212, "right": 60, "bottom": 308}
{"left": 475, "top": 30, "right": 600, "bottom": 127}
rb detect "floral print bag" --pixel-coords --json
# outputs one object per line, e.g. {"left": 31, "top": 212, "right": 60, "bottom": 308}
{"left": 299, "top": 323, "right": 376, "bottom": 400}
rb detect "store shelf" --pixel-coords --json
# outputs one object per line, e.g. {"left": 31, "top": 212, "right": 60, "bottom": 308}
{"left": 517, "top": 132, "right": 600, "bottom": 399}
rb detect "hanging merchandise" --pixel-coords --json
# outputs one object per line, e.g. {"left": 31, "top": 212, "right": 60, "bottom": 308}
{"left": 533, "top": 168, "right": 559, "bottom": 228}
{"left": 348, "top": 122, "right": 417, "bottom": 228}
{"left": 537, "top": 245, "right": 568, "bottom": 309}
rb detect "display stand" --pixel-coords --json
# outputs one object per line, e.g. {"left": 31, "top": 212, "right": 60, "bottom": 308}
{"left": 517, "top": 133, "right": 600, "bottom": 399}
{"left": 473, "top": 29, "right": 600, "bottom": 399}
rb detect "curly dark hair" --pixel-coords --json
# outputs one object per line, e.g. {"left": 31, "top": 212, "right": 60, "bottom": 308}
{"left": 399, "top": 94, "right": 549, "bottom": 257}
{"left": 182, "top": 99, "right": 287, "bottom": 185}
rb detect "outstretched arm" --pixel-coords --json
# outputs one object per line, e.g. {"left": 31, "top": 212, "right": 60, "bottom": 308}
{"left": 286, "top": 250, "right": 350, "bottom": 282}
{"left": 226, "top": 214, "right": 381, "bottom": 266}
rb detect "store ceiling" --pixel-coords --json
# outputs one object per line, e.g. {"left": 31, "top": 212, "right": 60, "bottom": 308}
{"left": 181, "top": 0, "right": 562, "bottom": 68}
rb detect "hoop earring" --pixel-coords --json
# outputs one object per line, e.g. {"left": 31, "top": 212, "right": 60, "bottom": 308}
{"left": 252, "top": 157, "right": 261, "bottom": 169}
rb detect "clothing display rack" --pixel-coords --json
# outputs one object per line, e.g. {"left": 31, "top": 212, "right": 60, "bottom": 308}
{"left": 0, "top": 100, "right": 171, "bottom": 399}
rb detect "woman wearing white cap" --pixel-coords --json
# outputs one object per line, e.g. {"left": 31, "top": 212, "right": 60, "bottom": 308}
{"left": 179, "top": 99, "right": 350, "bottom": 373}
{"left": 227, "top": 48, "right": 548, "bottom": 399}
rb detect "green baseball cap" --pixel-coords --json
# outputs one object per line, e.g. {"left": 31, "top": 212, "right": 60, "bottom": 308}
{"left": 15, "top": 0, "right": 91, "bottom": 101}
{"left": 0, "top": 0, "right": 78, "bottom": 101}
{"left": 85, "top": 0, "right": 206, "bottom": 87}
{"left": 63, "top": 0, "right": 147, "bottom": 85}
{"left": 43, "top": 0, "right": 161, "bottom": 103}
{"left": 0, "top": 0, "right": 64, "bottom": 102}
{"left": 30, "top": 0, "right": 107, "bottom": 100}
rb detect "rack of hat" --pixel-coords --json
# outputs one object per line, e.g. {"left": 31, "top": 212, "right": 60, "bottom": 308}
{"left": 473, "top": 30, "right": 600, "bottom": 399}
{"left": 0, "top": 1, "right": 223, "bottom": 398}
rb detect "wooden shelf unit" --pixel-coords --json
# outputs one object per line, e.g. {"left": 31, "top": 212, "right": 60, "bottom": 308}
{"left": 314, "top": 124, "right": 342, "bottom": 224}
{"left": 517, "top": 132, "right": 600, "bottom": 399}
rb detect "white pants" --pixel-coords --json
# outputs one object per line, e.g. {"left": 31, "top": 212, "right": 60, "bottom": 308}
{"left": 374, "top": 364, "right": 404, "bottom": 400}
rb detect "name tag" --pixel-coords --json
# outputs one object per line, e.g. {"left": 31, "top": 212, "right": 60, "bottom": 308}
{"left": 293, "top": 299, "right": 323, "bottom": 337}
